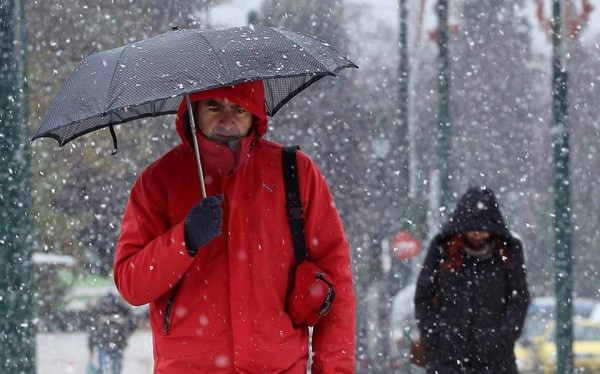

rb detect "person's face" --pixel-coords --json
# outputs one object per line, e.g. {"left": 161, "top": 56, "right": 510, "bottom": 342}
{"left": 194, "top": 98, "right": 253, "bottom": 143}
{"left": 465, "top": 230, "right": 490, "bottom": 249}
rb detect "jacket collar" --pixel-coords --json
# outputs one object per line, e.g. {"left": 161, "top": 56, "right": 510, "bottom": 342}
{"left": 194, "top": 130, "right": 257, "bottom": 178}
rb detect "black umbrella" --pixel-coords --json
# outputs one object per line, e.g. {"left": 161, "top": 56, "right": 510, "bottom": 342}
{"left": 32, "top": 25, "right": 357, "bottom": 197}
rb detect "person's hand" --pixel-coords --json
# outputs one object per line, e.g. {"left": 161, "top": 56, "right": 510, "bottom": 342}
{"left": 184, "top": 194, "right": 224, "bottom": 256}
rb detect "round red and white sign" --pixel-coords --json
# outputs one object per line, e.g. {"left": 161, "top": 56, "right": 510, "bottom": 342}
{"left": 390, "top": 231, "right": 421, "bottom": 260}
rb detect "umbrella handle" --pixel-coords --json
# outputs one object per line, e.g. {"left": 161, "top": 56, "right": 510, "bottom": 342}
{"left": 185, "top": 94, "right": 207, "bottom": 199}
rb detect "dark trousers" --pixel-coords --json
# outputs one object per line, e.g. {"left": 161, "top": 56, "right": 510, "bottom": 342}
{"left": 97, "top": 348, "right": 124, "bottom": 374}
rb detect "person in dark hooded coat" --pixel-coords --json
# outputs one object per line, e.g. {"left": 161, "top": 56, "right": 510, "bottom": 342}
{"left": 414, "top": 186, "right": 530, "bottom": 373}
{"left": 87, "top": 293, "right": 137, "bottom": 374}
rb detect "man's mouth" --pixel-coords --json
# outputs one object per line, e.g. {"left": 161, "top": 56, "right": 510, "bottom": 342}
{"left": 214, "top": 133, "right": 238, "bottom": 140}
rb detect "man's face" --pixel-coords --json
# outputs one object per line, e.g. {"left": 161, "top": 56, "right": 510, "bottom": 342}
{"left": 194, "top": 97, "right": 253, "bottom": 143}
{"left": 465, "top": 230, "right": 490, "bottom": 249}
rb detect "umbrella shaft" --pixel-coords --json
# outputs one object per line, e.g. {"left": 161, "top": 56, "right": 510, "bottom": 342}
{"left": 185, "top": 95, "right": 207, "bottom": 199}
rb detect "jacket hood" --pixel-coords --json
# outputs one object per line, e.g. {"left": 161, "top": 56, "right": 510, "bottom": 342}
{"left": 439, "top": 186, "right": 512, "bottom": 240}
{"left": 175, "top": 80, "right": 268, "bottom": 147}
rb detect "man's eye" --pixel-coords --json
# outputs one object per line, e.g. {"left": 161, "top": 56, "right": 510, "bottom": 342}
{"left": 234, "top": 107, "right": 247, "bottom": 114}
{"left": 207, "top": 106, "right": 221, "bottom": 112}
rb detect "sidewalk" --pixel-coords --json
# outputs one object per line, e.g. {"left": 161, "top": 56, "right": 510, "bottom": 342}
{"left": 37, "top": 329, "right": 153, "bottom": 373}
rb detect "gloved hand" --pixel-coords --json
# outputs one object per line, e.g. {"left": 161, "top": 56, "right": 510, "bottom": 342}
{"left": 184, "top": 194, "right": 224, "bottom": 256}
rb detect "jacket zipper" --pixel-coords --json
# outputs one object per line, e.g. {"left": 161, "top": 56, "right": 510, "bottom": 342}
{"left": 162, "top": 282, "right": 181, "bottom": 335}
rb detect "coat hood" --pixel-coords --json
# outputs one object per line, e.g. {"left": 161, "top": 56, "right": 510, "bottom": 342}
{"left": 175, "top": 80, "right": 268, "bottom": 148}
{"left": 439, "top": 186, "right": 512, "bottom": 240}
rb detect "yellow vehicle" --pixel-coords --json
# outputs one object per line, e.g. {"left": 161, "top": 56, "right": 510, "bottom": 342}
{"left": 515, "top": 297, "right": 600, "bottom": 373}
{"left": 515, "top": 340, "right": 537, "bottom": 373}
{"left": 515, "top": 312, "right": 555, "bottom": 373}
{"left": 537, "top": 319, "right": 600, "bottom": 373}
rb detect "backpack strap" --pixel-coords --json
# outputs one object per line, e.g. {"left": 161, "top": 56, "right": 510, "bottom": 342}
{"left": 282, "top": 145, "right": 307, "bottom": 266}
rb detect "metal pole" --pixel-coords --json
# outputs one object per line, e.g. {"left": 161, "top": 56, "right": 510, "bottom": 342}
{"left": 436, "top": 0, "right": 451, "bottom": 217}
{"left": 0, "top": 0, "right": 35, "bottom": 371}
{"left": 551, "top": 0, "right": 573, "bottom": 372}
{"left": 398, "top": 0, "right": 410, "bottom": 214}
{"left": 185, "top": 94, "right": 207, "bottom": 199}
{"left": 394, "top": 0, "right": 412, "bottom": 294}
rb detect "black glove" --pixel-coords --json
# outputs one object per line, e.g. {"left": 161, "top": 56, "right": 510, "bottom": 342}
{"left": 184, "top": 194, "right": 224, "bottom": 257}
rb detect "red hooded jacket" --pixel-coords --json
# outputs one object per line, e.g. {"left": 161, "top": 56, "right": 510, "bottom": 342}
{"left": 114, "top": 81, "right": 355, "bottom": 373}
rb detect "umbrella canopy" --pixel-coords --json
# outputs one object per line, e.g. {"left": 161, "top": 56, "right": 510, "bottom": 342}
{"left": 32, "top": 25, "right": 357, "bottom": 146}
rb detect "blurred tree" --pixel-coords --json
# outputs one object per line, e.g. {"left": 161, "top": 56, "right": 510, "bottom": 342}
{"left": 33, "top": 260, "right": 72, "bottom": 332}
{"left": 257, "top": 0, "right": 347, "bottom": 49}
{"left": 449, "top": 0, "right": 540, "bottom": 195}
{"left": 143, "top": 0, "right": 228, "bottom": 30}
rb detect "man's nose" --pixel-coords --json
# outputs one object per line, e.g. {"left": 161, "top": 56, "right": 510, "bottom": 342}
{"left": 218, "top": 109, "right": 236, "bottom": 128}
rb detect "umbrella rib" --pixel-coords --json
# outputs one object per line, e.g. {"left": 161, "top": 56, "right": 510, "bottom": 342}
{"left": 58, "top": 124, "right": 70, "bottom": 147}
{"left": 197, "top": 32, "right": 232, "bottom": 83}
{"left": 56, "top": 109, "right": 179, "bottom": 147}
{"left": 269, "top": 74, "right": 331, "bottom": 116}
{"left": 104, "top": 46, "right": 129, "bottom": 115}
{"left": 269, "top": 28, "right": 337, "bottom": 75}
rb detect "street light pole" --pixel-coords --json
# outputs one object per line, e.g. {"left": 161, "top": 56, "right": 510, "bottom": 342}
{"left": 394, "top": 0, "right": 413, "bottom": 290}
{"left": 0, "top": 0, "right": 35, "bottom": 372}
{"left": 551, "top": 0, "right": 573, "bottom": 372}
{"left": 436, "top": 0, "right": 452, "bottom": 216}
{"left": 398, "top": 0, "right": 409, "bottom": 215}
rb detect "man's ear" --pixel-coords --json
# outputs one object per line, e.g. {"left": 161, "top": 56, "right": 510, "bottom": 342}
{"left": 182, "top": 112, "right": 193, "bottom": 146}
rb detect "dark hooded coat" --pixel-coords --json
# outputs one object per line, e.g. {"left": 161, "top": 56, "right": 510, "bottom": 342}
{"left": 414, "top": 187, "right": 530, "bottom": 373}
{"left": 87, "top": 293, "right": 137, "bottom": 353}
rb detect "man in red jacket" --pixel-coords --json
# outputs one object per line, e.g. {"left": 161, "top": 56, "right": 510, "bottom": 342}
{"left": 114, "top": 80, "right": 355, "bottom": 373}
